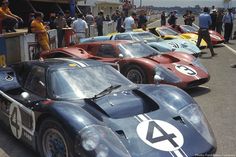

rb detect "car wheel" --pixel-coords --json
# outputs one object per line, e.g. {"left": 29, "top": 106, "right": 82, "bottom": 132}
{"left": 125, "top": 65, "right": 146, "bottom": 84}
{"left": 37, "top": 118, "right": 73, "bottom": 157}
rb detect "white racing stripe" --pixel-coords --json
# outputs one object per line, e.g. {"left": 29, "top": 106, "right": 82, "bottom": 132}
{"left": 223, "top": 43, "right": 236, "bottom": 55}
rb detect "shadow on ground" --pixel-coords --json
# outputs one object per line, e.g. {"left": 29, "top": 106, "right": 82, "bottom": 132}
{"left": 0, "top": 126, "right": 37, "bottom": 157}
{"left": 186, "top": 86, "right": 211, "bottom": 97}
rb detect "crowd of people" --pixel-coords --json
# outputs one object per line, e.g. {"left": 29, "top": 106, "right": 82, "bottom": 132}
{"left": 0, "top": 0, "right": 235, "bottom": 53}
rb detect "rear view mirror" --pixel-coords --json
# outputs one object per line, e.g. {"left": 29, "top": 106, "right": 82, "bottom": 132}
{"left": 21, "top": 92, "right": 30, "bottom": 99}
{"left": 119, "top": 54, "right": 124, "bottom": 58}
{"left": 154, "top": 75, "right": 164, "bottom": 84}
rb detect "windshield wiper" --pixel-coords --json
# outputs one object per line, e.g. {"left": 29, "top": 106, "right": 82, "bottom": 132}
{"left": 91, "top": 84, "right": 121, "bottom": 99}
{"left": 146, "top": 52, "right": 158, "bottom": 57}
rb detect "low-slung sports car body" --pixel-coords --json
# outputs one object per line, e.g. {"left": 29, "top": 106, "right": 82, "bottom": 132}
{"left": 0, "top": 58, "right": 216, "bottom": 157}
{"left": 110, "top": 31, "right": 201, "bottom": 57}
{"left": 173, "top": 25, "right": 225, "bottom": 45}
{"left": 151, "top": 26, "right": 207, "bottom": 48}
{"left": 69, "top": 41, "right": 209, "bottom": 88}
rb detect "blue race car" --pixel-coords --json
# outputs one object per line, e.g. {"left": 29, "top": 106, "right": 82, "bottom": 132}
{"left": 110, "top": 31, "right": 201, "bottom": 57}
{"left": 0, "top": 58, "right": 216, "bottom": 157}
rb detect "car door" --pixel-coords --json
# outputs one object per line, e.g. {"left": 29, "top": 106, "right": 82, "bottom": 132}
{"left": 96, "top": 44, "right": 121, "bottom": 63}
{"left": 0, "top": 65, "right": 36, "bottom": 144}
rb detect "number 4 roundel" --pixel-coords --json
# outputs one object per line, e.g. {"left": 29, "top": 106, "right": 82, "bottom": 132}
{"left": 9, "top": 103, "right": 22, "bottom": 139}
{"left": 136, "top": 120, "right": 184, "bottom": 152}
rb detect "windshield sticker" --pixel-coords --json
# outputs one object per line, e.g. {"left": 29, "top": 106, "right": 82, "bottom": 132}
{"left": 175, "top": 64, "right": 197, "bottom": 76}
{"left": 68, "top": 63, "right": 77, "bottom": 67}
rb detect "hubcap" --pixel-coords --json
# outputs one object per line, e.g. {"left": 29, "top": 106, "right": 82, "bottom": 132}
{"left": 42, "top": 128, "right": 68, "bottom": 157}
{"left": 126, "top": 69, "right": 143, "bottom": 84}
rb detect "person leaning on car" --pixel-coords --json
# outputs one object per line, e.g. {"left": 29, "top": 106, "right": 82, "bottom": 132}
{"left": 197, "top": 7, "right": 216, "bottom": 57}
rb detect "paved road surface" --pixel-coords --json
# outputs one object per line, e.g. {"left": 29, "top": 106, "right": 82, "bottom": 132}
{"left": 0, "top": 17, "right": 236, "bottom": 157}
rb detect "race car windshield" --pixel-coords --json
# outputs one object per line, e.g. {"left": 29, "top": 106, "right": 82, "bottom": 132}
{"left": 159, "top": 28, "right": 179, "bottom": 36}
{"left": 49, "top": 65, "right": 134, "bottom": 99}
{"left": 132, "top": 32, "right": 163, "bottom": 42}
{"left": 181, "top": 25, "right": 198, "bottom": 33}
{"left": 119, "top": 42, "right": 160, "bottom": 58}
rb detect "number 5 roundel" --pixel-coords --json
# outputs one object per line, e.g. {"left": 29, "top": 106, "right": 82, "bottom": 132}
{"left": 136, "top": 120, "right": 184, "bottom": 152}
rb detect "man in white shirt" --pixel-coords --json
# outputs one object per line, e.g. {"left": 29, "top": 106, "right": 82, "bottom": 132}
{"left": 123, "top": 12, "right": 137, "bottom": 32}
{"left": 71, "top": 14, "right": 88, "bottom": 43}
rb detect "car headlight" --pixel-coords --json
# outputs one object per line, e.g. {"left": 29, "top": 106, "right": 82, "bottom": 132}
{"left": 192, "top": 58, "right": 208, "bottom": 73}
{"left": 75, "top": 125, "right": 131, "bottom": 157}
{"left": 179, "top": 104, "right": 216, "bottom": 146}
{"left": 154, "top": 65, "right": 181, "bottom": 83}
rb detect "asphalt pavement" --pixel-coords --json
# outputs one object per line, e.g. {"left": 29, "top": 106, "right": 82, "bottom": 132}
{"left": 0, "top": 17, "right": 236, "bottom": 157}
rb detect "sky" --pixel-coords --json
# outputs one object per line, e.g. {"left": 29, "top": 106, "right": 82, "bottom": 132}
{"left": 133, "top": 0, "right": 236, "bottom": 8}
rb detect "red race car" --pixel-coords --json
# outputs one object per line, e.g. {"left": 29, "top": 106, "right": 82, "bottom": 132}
{"left": 173, "top": 25, "right": 225, "bottom": 45}
{"left": 43, "top": 41, "right": 210, "bottom": 88}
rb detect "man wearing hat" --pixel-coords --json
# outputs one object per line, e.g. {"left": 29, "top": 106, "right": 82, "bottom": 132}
{"left": 210, "top": 9, "right": 217, "bottom": 31}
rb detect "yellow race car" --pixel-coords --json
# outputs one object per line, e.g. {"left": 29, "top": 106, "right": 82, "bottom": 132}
{"left": 149, "top": 26, "right": 207, "bottom": 48}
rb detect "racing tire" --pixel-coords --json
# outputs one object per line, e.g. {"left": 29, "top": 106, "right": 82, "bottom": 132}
{"left": 125, "top": 65, "right": 147, "bottom": 84}
{"left": 37, "top": 118, "right": 74, "bottom": 157}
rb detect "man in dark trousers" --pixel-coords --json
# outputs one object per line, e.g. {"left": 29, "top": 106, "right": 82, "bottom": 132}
{"left": 197, "top": 7, "right": 216, "bottom": 57}
{"left": 95, "top": 11, "right": 104, "bottom": 36}
{"left": 222, "top": 8, "right": 234, "bottom": 43}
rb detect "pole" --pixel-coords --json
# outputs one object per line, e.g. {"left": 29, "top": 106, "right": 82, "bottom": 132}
{"left": 140, "top": 0, "right": 142, "bottom": 7}
{"left": 70, "top": 0, "right": 76, "bottom": 17}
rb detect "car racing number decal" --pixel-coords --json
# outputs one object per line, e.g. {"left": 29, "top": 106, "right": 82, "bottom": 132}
{"left": 0, "top": 91, "right": 36, "bottom": 141}
{"left": 175, "top": 64, "right": 197, "bottom": 76}
{"left": 9, "top": 102, "right": 22, "bottom": 139}
{"left": 135, "top": 114, "right": 188, "bottom": 157}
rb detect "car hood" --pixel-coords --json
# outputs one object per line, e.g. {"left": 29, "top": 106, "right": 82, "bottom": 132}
{"left": 89, "top": 85, "right": 215, "bottom": 156}
{"left": 159, "top": 39, "right": 201, "bottom": 54}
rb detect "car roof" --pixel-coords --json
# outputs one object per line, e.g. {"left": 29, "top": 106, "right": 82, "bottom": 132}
{"left": 12, "top": 58, "right": 104, "bottom": 70}
{"left": 78, "top": 40, "right": 134, "bottom": 45}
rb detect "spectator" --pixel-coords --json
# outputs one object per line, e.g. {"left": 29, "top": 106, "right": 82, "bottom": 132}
{"left": 123, "top": 11, "right": 137, "bottom": 32}
{"left": 0, "top": 0, "right": 23, "bottom": 32}
{"left": 183, "top": 10, "right": 190, "bottom": 25}
{"left": 160, "top": 11, "right": 166, "bottom": 26}
{"left": 138, "top": 9, "right": 147, "bottom": 30}
{"left": 65, "top": 10, "right": 73, "bottom": 27}
{"left": 48, "top": 12, "right": 57, "bottom": 29}
{"left": 216, "top": 9, "right": 224, "bottom": 34}
{"left": 188, "top": 11, "right": 195, "bottom": 26}
{"left": 27, "top": 12, "right": 35, "bottom": 33}
{"left": 54, "top": 11, "right": 67, "bottom": 48}
{"left": 111, "top": 9, "right": 120, "bottom": 22}
{"left": 71, "top": 13, "right": 88, "bottom": 42}
{"left": 95, "top": 11, "right": 104, "bottom": 36}
{"left": 210, "top": 9, "right": 217, "bottom": 31}
{"left": 105, "top": 15, "right": 111, "bottom": 21}
{"left": 85, "top": 12, "right": 94, "bottom": 37}
{"left": 31, "top": 12, "right": 50, "bottom": 51}
{"left": 197, "top": 7, "right": 215, "bottom": 57}
{"left": 116, "top": 11, "right": 125, "bottom": 33}
{"left": 123, "top": 0, "right": 132, "bottom": 17}
{"left": 168, "top": 11, "right": 178, "bottom": 27}
{"left": 222, "top": 8, "right": 234, "bottom": 43}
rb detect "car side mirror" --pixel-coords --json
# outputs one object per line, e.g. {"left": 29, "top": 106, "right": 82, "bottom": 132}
{"left": 118, "top": 54, "right": 124, "bottom": 59}
{"left": 21, "top": 92, "right": 30, "bottom": 99}
{"left": 154, "top": 75, "right": 164, "bottom": 84}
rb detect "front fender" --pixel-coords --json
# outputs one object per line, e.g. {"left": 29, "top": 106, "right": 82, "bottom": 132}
{"left": 36, "top": 101, "right": 103, "bottom": 135}
{"left": 138, "top": 84, "right": 195, "bottom": 111}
